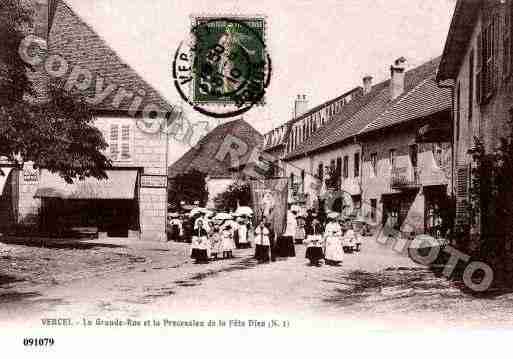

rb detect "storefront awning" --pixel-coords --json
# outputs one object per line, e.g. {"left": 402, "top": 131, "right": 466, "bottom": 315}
{"left": 34, "top": 170, "right": 138, "bottom": 199}
{"left": 0, "top": 167, "right": 13, "bottom": 196}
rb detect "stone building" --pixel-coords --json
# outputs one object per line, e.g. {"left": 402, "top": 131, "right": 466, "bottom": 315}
{"left": 0, "top": 0, "right": 172, "bottom": 241}
{"left": 359, "top": 59, "right": 452, "bottom": 234}
{"left": 281, "top": 57, "right": 452, "bottom": 234}
{"left": 437, "top": 0, "right": 513, "bottom": 278}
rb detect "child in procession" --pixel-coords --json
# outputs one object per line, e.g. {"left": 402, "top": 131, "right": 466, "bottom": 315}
{"left": 323, "top": 212, "right": 344, "bottom": 266}
{"left": 304, "top": 213, "right": 324, "bottom": 266}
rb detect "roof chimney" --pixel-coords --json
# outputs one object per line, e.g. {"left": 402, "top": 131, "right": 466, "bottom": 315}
{"left": 363, "top": 75, "right": 373, "bottom": 95}
{"left": 390, "top": 57, "right": 407, "bottom": 100}
{"left": 294, "top": 94, "right": 308, "bottom": 118}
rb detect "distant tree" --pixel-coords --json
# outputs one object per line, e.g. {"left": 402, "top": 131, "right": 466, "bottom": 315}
{"left": 168, "top": 169, "right": 208, "bottom": 208}
{"left": 0, "top": 0, "right": 110, "bottom": 182}
{"left": 214, "top": 181, "right": 251, "bottom": 212}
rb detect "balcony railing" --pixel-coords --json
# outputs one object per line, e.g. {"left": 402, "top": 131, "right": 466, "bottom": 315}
{"left": 390, "top": 166, "right": 420, "bottom": 189}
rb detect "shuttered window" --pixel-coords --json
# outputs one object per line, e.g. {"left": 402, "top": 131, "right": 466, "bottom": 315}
{"left": 479, "top": 13, "right": 500, "bottom": 103}
{"left": 110, "top": 124, "right": 119, "bottom": 160}
{"left": 109, "top": 123, "right": 132, "bottom": 161}
{"left": 455, "top": 165, "right": 470, "bottom": 225}
{"left": 504, "top": 4, "right": 512, "bottom": 78}
{"left": 343, "top": 155, "right": 349, "bottom": 178}
{"left": 371, "top": 152, "right": 378, "bottom": 177}
{"left": 354, "top": 152, "right": 360, "bottom": 178}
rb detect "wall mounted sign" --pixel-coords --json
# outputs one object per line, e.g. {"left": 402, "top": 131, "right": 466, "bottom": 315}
{"left": 140, "top": 175, "right": 167, "bottom": 188}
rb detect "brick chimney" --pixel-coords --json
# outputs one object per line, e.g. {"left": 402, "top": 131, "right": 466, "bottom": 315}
{"left": 363, "top": 75, "right": 373, "bottom": 95}
{"left": 294, "top": 94, "right": 308, "bottom": 118}
{"left": 390, "top": 57, "right": 407, "bottom": 100}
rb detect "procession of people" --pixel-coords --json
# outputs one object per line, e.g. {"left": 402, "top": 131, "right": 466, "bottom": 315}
{"left": 167, "top": 203, "right": 364, "bottom": 267}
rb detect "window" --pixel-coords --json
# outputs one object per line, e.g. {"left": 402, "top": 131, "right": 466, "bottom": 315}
{"left": 389, "top": 149, "right": 396, "bottom": 169}
{"left": 456, "top": 82, "right": 461, "bottom": 142}
{"left": 343, "top": 155, "right": 349, "bottom": 178}
{"left": 469, "top": 49, "right": 474, "bottom": 124}
{"left": 370, "top": 152, "right": 378, "bottom": 176}
{"left": 336, "top": 157, "right": 342, "bottom": 184}
{"left": 300, "top": 169, "right": 305, "bottom": 193}
{"left": 290, "top": 172, "right": 294, "bottom": 188}
{"left": 433, "top": 143, "right": 443, "bottom": 167}
{"left": 318, "top": 163, "right": 323, "bottom": 181}
{"left": 354, "top": 152, "right": 360, "bottom": 178}
{"left": 370, "top": 199, "right": 377, "bottom": 221}
{"left": 109, "top": 123, "right": 132, "bottom": 161}
{"left": 504, "top": 3, "right": 513, "bottom": 79}
{"left": 478, "top": 13, "right": 500, "bottom": 103}
{"left": 409, "top": 144, "right": 418, "bottom": 168}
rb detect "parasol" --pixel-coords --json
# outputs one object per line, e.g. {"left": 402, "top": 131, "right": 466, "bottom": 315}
{"left": 234, "top": 206, "right": 253, "bottom": 216}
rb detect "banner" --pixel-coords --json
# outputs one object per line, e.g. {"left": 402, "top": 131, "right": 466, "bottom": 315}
{"left": 249, "top": 178, "right": 289, "bottom": 237}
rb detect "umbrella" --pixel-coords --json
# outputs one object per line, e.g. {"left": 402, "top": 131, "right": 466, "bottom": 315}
{"left": 168, "top": 212, "right": 179, "bottom": 218}
{"left": 327, "top": 211, "right": 340, "bottom": 219}
{"left": 214, "top": 212, "right": 232, "bottom": 221}
{"left": 190, "top": 207, "right": 208, "bottom": 216}
{"left": 409, "top": 234, "right": 446, "bottom": 248}
{"left": 235, "top": 206, "right": 253, "bottom": 216}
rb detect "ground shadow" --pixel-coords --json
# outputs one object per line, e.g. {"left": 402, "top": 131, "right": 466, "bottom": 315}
{"left": 0, "top": 291, "right": 40, "bottom": 303}
{"left": 0, "top": 273, "right": 25, "bottom": 286}
{"left": 323, "top": 268, "right": 465, "bottom": 307}
{"left": 0, "top": 236, "right": 125, "bottom": 250}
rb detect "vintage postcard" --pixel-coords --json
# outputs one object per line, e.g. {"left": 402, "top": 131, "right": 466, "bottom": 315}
{"left": 1, "top": 0, "right": 513, "bottom": 356}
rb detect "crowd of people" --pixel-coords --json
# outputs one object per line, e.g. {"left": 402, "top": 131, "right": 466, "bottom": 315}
{"left": 167, "top": 206, "right": 363, "bottom": 266}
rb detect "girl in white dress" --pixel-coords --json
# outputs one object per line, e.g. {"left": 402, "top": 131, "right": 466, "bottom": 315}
{"left": 323, "top": 213, "right": 344, "bottom": 265}
{"left": 220, "top": 218, "right": 236, "bottom": 259}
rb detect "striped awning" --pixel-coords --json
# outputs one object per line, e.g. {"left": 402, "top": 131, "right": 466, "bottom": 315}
{"left": 34, "top": 170, "right": 138, "bottom": 199}
{"left": 0, "top": 167, "right": 13, "bottom": 196}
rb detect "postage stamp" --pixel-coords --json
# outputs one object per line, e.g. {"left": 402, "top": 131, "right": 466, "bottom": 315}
{"left": 173, "top": 15, "right": 271, "bottom": 118}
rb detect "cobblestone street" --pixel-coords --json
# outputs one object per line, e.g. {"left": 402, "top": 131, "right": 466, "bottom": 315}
{"left": 2, "top": 233, "right": 513, "bottom": 330}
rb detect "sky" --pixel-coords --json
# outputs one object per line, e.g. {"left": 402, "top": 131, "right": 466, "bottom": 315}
{"left": 65, "top": 0, "right": 457, "bottom": 164}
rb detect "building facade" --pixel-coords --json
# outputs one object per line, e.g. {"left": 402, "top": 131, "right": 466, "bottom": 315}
{"left": 276, "top": 57, "right": 452, "bottom": 236}
{"left": 438, "top": 0, "right": 513, "bottom": 280}
{"left": 0, "top": 0, "right": 171, "bottom": 241}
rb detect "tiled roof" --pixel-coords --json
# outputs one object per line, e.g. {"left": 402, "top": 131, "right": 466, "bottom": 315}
{"left": 262, "top": 87, "right": 362, "bottom": 151}
{"left": 359, "top": 77, "right": 451, "bottom": 134}
{"left": 284, "top": 57, "right": 446, "bottom": 160}
{"left": 48, "top": 0, "right": 173, "bottom": 113}
{"left": 437, "top": 0, "right": 481, "bottom": 81}
{"left": 168, "top": 119, "right": 263, "bottom": 178}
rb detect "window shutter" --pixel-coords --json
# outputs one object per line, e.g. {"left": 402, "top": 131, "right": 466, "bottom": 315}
{"left": 455, "top": 165, "right": 469, "bottom": 225}
{"left": 493, "top": 14, "right": 500, "bottom": 91}
{"left": 121, "top": 125, "right": 131, "bottom": 160}
{"left": 110, "top": 124, "right": 119, "bottom": 161}
{"left": 476, "top": 31, "right": 482, "bottom": 104}
{"left": 504, "top": 7, "right": 511, "bottom": 78}
{"left": 510, "top": 1, "right": 513, "bottom": 74}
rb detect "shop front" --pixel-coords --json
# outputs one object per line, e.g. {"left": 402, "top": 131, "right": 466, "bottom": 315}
{"left": 34, "top": 169, "right": 140, "bottom": 238}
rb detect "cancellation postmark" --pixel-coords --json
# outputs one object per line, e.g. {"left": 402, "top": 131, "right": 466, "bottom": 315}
{"left": 173, "top": 15, "right": 271, "bottom": 118}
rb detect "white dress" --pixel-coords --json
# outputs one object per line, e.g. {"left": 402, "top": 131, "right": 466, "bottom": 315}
{"left": 324, "top": 222, "right": 344, "bottom": 262}
{"left": 284, "top": 211, "right": 297, "bottom": 237}
{"left": 220, "top": 225, "right": 236, "bottom": 251}
{"left": 238, "top": 225, "right": 249, "bottom": 244}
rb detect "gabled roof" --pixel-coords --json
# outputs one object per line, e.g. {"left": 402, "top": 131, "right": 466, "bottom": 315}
{"left": 437, "top": 0, "right": 481, "bottom": 81}
{"left": 359, "top": 77, "right": 451, "bottom": 134}
{"left": 168, "top": 119, "right": 263, "bottom": 178}
{"left": 284, "top": 57, "right": 447, "bottom": 160}
{"left": 48, "top": 0, "right": 173, "bottom": 113}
